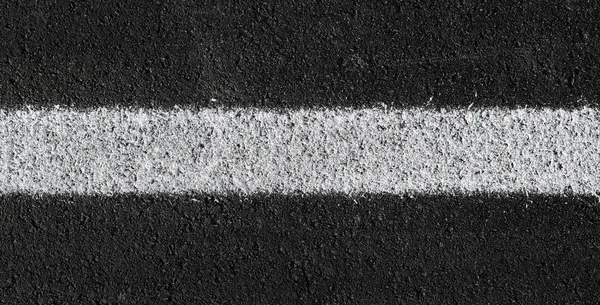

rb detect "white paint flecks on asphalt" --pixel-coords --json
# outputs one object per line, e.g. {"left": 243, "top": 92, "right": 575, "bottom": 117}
{"left": 1, "top": 107, "right": 599, "bottom": 195}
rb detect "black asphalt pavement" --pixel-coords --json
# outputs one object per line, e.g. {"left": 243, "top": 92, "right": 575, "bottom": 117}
{"left": 1, "top": 0, "right": 599, "bottom": 109}
{"left": 1, "top": 194, "right": 599, "bottom": 304}
{"left": 1, "top": 1, "right": 600, "bottom": 303}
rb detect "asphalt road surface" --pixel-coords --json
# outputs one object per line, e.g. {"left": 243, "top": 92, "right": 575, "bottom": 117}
{"left": 1, "top": 1, "right": 599, "bottom": 304}
{"left": 1, "top": 0, "right": 599, "bottom": 109}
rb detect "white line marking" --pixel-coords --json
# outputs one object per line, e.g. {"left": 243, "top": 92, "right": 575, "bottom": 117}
{"left": 1, "top": 107, "right": 599, "bottom": 195}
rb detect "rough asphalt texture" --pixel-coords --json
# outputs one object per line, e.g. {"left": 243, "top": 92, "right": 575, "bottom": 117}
{"left": 1, "top": 0, "right": 599, "bottom": 109}
{"left": 1, "top": 194, "right": 599, "bottom": 304}
{"left": 2, "top": 0, "right": 600, "bottom": 304}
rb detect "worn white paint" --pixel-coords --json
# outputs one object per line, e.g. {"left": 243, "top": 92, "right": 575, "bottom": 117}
{"left": 1, "top": 107, "right": 599, "bottom": 195}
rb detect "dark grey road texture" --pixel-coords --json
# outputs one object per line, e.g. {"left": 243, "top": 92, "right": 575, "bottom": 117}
{"left": 2, "top": 0, "right": 600, "bottom": 304}
{"left": 1, "top": 194, "right": 599, "bottom": 304}
{"left": 1, "top": 0, "right": 599, "bottom": 109}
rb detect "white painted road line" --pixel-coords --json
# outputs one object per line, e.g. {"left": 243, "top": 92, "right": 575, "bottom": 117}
{"left": 1, "top": 107, "right": 599, "bottom": 195}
